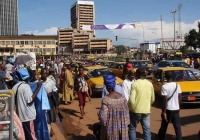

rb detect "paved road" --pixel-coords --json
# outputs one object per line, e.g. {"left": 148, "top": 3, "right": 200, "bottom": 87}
{"left": 57, "top": 95, "right": 200, "bottom": 140}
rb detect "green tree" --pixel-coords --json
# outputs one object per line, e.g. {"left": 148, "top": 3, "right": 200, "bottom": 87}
{"left": 179, "top": 45, "right": 189, "bottom": 53}
{"left": 115, "top": 45, "right": 126, "bottom": 55}
{"left": 138, "top": 51, "right": 144, "bottom": 60}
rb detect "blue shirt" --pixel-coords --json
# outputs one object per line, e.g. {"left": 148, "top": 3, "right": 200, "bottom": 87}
{"left": 102, "top": 85, "right": 124, "bottom": 98}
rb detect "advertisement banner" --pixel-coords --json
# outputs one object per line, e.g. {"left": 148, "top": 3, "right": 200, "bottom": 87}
{"left": 82, "top": 23, "right": 141, "bottom": 30}
{"left": 0, "top": 94, "right": 11, "bottom": 140}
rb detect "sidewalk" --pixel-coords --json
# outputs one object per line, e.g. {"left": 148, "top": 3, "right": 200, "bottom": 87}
{"left": 58, "top": 98, "right": 101, "bottom": 140}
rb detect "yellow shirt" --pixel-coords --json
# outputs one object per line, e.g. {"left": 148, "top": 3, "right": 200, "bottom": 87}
{"left": 128, "top": 79, "right": 155, "bottom": 113}
{"left": 197, "top": 58, "right": 200, "bottom": 63}
{"left": 186, "top": 58, "right": 190, "bottom": 65}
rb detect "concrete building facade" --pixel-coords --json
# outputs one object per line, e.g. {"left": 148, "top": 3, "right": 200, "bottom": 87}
{"left": 71, "top": 1, "right": 95, "bottom": 35}
{"left": 0, "top": 0, "right": 18, "bottom": 36}
{"left": 140, "top": 42, "right": 160, "bottom": 54}
{"left": 0, "top": 35, "right": 57, "bottom": 60}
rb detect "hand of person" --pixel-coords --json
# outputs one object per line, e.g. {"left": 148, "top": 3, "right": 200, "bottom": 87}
{"left": 47, "top": 93, "right": 52, "bottom": 97}
{"left": 162, "top": 112, "right": 168, "bottom": 122}
{"left": 37, "top": 81, "right": 42, "bottom": 88}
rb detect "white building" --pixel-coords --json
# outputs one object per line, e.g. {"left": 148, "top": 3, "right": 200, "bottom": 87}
{"left": 140, "top": 42, "right": 160, "bottom": 53}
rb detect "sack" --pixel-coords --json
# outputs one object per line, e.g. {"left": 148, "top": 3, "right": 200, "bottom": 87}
{"left": 81, "top": 86, "right": 88, "bottom": 93}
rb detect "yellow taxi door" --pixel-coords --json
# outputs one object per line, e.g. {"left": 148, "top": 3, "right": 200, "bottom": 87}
{"left": 152, "top": 70, "right": 163, "bottom": 96}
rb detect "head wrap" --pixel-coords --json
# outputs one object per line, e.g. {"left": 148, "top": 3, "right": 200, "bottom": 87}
{"left": 103, "top": 74, "right": 116, "bottom": 89}
{"left": 12, "top": 69, "right": 30, "bottom": 83}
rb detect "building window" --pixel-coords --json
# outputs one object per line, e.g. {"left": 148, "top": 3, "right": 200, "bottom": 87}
{"left": 39, "top": 48, "right": 42, "bottom": 52}
{"left": 43, "top": 41, "right": 46, "bottom": 45}
{"left": 16, "top": 49, "right": 20, "bottom": 52}
{"left": 38, "top": 41, "right": 42, "bottom": 45}
{"left": 11, "top": 41, "right": 15, "bottom": 45}
{"left": 51, "top": 41, "right": 55, "bottom": 44}
{"left": 34, "top": 48, "right": 38, "bottom": 52}
{"left": 52, "top": 48, "right": 55, "bottom": 52}
{"left": 34, "top": 41, "right": 38, "bottom": 45}
{"left": 47, "top": 41, "right": 51, "bottom": 44}
{"left": 0, "top": 41, "right": 3, "bottom": 45}
{"left": 43, "top": 48, "right": 46, "bottom": 52}
{"left": 20, "top": 41, "right": 24, "bottom": 45}
{"left": 47, "top": 48, "right": 51, "bottom": 52}
{"left": 5, "top": 41, "right": 10, "bottom": 45}
{"left": 16, "top": 41, "right": 19, "bottom": 45}
{"left": 29, "top": 41, "right": 33, "bottom": 45}
{"left": 30, "top": 48, "right": 33, "bottom": 52}
{"left": 25, "top": 41, "right": 29, "bottom": 45}
{"left": 5, "top": 48, "right": 9, "bottom": 52}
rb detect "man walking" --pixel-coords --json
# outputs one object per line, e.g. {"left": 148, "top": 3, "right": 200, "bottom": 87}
{"left": 157, "top": 71, "right": 182, "bottom": 140}
{"left": 128, "top": 68, "right": 155, "bottom": 140}
{"left": 122, "top": 69, "right": 136, "bottom": 101}
{"left": 62, "top": 64, "right": 74, "bottom": 104}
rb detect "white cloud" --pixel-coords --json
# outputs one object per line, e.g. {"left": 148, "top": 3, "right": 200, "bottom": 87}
{"left": 112, "top": 20, "right": 200, "bottom": 46}
{"left": 23, "top": 27, "right": 58, "bottom": 35}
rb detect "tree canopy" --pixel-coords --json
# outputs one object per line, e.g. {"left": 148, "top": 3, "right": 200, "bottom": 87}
{"left": 184, "top": 21, "right": 200, "bottom": 49}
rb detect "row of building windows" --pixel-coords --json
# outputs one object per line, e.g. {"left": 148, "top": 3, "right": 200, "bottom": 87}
{"left": 0, "top": 48, "right": 56, "bottom": 53}
{"left": 15, "top": 48, "right": 56, "bottom": 53}
{"left": 0, "top": 40, "right": 56, "bottom": 45}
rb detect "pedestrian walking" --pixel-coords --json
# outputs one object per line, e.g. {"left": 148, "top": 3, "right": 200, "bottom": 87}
{"left": 62, "top": 64, "right": 74, "bottom": 104}
{"left": 99, "top": 73, "right": 130, "bottom": 140}
{"left": 75, "top": 67, "right": 92, "bottom": 119}
{"left": 122, "top": 68, "right": 136, "bottom": 101}
{"left": 128, "top": 68, "right": 155, "bottom": 140}
{"left": 157, "top": 71, "right": 182, "bottom": 140}
{"left": 122, "top": 58, "right": 132, "bottom": 80}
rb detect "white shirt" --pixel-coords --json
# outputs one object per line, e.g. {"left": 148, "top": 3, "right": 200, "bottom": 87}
{"left": 43, "top": 78, "right": 58, "bottom": 93}
{"left": 58, "top": 62, "right": 64, "bottom": 75}
{"left": 161, "top": 82, "right": 182, "bottom": 110}
{"left": 122, "top": 78, "right": 135, "bottom": 101}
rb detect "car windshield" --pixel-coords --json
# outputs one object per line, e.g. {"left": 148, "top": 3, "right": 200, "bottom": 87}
{"left": 140, "top": 61, "right": 152, "bottom": 66}
{"left": 164, "top": 70, "right": 198, "bottom": 82}
{"left": 89, "top": 68, "right": 111, "bottom": 77}
{"left": 171, "top": 62, "right": 190, "bottom": 68}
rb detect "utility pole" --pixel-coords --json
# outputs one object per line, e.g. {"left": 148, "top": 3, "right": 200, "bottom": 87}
{"left": 171, "top": 9, "right": 177, "bottom": 52}
{"left": 160, "top": 15, "right": 163, "bottom": 49}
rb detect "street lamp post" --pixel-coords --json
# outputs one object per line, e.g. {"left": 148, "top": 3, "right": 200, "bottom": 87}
{"left": 132, "top": 20, "right": 145, "bottom": 43}
{"left": 152, "top": 32, "right": 158, "bottom": 54}
{"left": 171, "top": 9, "right": 177, "bottom": 52}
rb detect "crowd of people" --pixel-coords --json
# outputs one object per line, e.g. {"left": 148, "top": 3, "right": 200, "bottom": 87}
{"left": 0, "top": 55, "right": 184, "bottom": 140}
{"left": 96, "top": 60, "right": 182, "bottom": 140}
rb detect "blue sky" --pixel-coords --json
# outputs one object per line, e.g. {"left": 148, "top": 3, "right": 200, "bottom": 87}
{"left": 19, "top": 0, "right": 200, "bottom": 46}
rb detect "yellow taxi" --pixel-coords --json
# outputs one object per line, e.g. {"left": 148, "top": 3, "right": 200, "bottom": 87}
{"left": 84, "top": 65, "right": 123, "bottom": 97}
{"left": 152, "top": 67, "right": 200, "bottom": 103}
{"left": 108, "top": 62, "right": 125, "bottom": 79}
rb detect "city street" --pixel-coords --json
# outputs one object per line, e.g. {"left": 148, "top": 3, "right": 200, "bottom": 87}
{"left": 53, "top": 95, "right": 200, "bottom": 140}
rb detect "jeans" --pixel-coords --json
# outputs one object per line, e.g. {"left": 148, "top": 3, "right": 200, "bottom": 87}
{"left": 158, "top": 110, "right": 182, "bottom": 140}
{"left": 129, "top": 112, "right": 151, "bottom": 140}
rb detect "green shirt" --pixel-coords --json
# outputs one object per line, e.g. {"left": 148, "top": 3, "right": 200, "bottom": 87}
{"left": 128, "top": 79, "right": 155, "bottom": 113}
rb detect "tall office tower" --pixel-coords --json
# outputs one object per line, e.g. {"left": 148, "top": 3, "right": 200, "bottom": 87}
{"left": 71, "top": 1, "right": 95, "bottom": 35}
{"left": 0, "top": 0, "right": 18, "bottom": 36}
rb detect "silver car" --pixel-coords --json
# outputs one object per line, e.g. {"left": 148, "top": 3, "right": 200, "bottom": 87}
{"left": 152, "top": 60, "right": 200, "bottom": 78}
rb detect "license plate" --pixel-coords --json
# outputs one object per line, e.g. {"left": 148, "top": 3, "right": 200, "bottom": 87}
{"left": 188, "top": 96, "right": 196, "bottom": 101}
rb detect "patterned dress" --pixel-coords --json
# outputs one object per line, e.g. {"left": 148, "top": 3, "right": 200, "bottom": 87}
{"left": 99, "top": 96, "right": 130, "bottom": 140}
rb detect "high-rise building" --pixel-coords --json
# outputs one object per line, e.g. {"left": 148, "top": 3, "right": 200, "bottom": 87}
{"left": 0, "top": 0, "right": 18, "bottom": 36}
{"left": 71, "top": 1, "right": 95, "bottom": 35}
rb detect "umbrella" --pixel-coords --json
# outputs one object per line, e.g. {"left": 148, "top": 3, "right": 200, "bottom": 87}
{"left": 15, "top": 55, "right": 35, "bottom": 66}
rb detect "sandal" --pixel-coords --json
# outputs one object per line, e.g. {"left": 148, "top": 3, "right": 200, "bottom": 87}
{"left": 80, "top": 115, "right": 84, "bottom": 119}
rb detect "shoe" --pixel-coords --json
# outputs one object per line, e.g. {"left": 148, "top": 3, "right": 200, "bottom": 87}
{"left": 80, "top": 115, "right": 84, "bottom": 119}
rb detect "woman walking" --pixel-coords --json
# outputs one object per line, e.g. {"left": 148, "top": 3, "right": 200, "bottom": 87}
{"left": 99, "top": 73, "right": 130, "bottom": 140}
{"left": 76, "top": 67, "right": 92, "bottom": 119}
